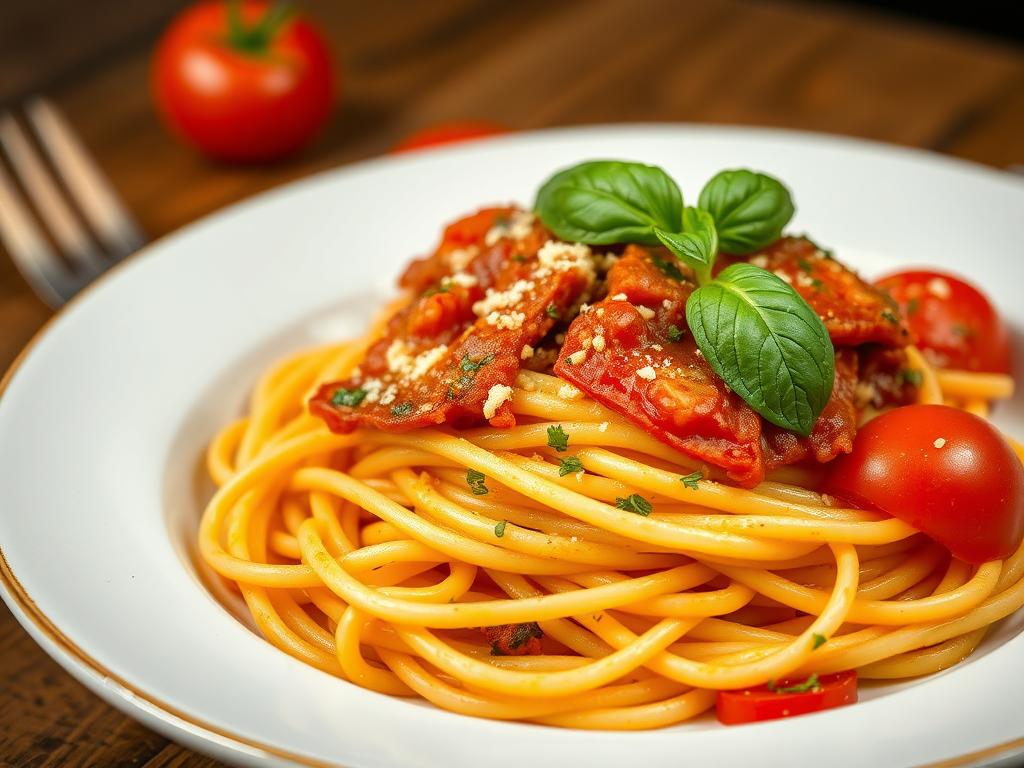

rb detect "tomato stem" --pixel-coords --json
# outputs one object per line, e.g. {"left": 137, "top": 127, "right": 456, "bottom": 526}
{"left": 226, "top": 0, "right": 293, "bottom": 55}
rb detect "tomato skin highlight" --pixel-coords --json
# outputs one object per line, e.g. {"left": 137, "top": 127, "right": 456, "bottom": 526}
{"left": 392, "top": 121, "right": 508, "bottom": 153}
{"left": 825, "top": 405, "right": 1024, "bottom": 564}
{"left": 875, "top": 270, "right": 1011, "bottom": 373}
{"left": 152, "top": 1, "right": 335, "bottom": 162}
{"left": 716, "top": 671, "right": 858, "bottom": 725}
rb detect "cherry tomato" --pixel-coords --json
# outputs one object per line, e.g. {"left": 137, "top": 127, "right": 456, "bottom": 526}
{"left": 152, "top": 1, "right": 334, "bottom": 162}
{"left": 875, "top": 270, "right": 1011, "bottom": 373}
{"left": 717, "top": 671, "right": 857, "bottom": 725}
{"left": 825, "top": 405, "right": 1024, "bottom": 564}
{"left": 392, "top": 121, "right": 508, "bottom": 153}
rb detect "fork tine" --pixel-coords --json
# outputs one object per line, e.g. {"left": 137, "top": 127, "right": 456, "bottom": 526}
{"left": 26, "top": 98, "right": 146, "bottom": 260}
{"left": 0, "top": 112, "right": 107, "bottom": 277}
{"left": 0, "top": 161, "right": 79, "bottom": 307}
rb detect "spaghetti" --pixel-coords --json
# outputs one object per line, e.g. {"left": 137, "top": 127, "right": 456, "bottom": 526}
{"left": 198, "top": 162, "right": 1024, "bottom": 728}
{"left": 198, "top": 323, "right": 1024, "bottom": 729}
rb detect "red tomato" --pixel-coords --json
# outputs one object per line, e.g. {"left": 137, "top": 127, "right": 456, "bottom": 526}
{"left": 152, "top": 1, "right": 334, "bottom": 161}
{"left": 392, "top": 121, "right": 508, "bottom": 153}
{"left": 875, "top": 270, "right": 1011, "bottom": 373}
{"left": 717, "top": 671, "right": 857, "bottom": 725}
{"left": 825, "top": 405, "right": 1024, "bottom": 564}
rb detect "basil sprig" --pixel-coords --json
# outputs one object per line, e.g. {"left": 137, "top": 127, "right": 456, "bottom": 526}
{"left": 534, "top": 160, "right": 833, "bottom": 435}
{"left": 535, "top": 160, "right": 682, "bottom": 245}
{"left": 698, "top": 169, "right": 795, "bottom": 254}
{"left": 687, "top": 264, "right": 834, "bottom": 434}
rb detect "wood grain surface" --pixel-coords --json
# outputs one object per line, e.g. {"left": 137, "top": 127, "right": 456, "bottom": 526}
{"left": 1, "top": 1, "right": 1023, "bottom": 765}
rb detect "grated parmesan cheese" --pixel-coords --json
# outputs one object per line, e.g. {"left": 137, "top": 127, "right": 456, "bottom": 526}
{"left": 610, "top": 292, "right": 628, "bottom": 301}
{"left": 636, "top": 366, "right": 657, "bottom": 381}
{"left": 483, "top": 384, "right": 514, "bottom": 419}
{"left": 598, "top": 421, "right": 609, "bottom": 432}
{"left": 637, "top": 306, "right": 656, "bottom": 320}
{"left": 473, "top": 279, "right": 535, "bottom": 317}
{"left": 484, "top": 210, "right": 535, "bottom": 246}
{"left": 558, "top": 383, "right": 583, "bottom": 400}
{"left": 447, "top": 272, "right": 478, "bottom": 288}
{"left": 567, "top": 350, "right": 587, "bottom": 366}
{"left": 592, "top": 335, "right": 606, "bottom": 352}
{"left": 520, "top": 344, "right": 535, "bottom": 360}
{"left": 447, "top": 246, "right": 478, "bottom": 272}
{"left": 485, "top": 311, "right": 526, "bottom": 330}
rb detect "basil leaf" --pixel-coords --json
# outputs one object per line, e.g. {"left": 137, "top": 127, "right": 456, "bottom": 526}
{"left": 698, "top": 169, "right": 794, "bottom": 254}
{"left": 654, "top": 207, "right": 718, "bottom": 276}
{"left": 535, "top": 160, "right": 683, "bottom": 245}
{"left": 686, "top": 263, "right": 834, "bottom": 435}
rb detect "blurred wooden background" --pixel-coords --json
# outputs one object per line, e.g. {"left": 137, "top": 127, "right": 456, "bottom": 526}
{"left": 1, "top": 1, "right": 1023, "bottom": 765}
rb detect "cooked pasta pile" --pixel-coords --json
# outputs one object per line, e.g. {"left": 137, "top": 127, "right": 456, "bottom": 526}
{"left": 198, "top": 308, "right": 1024, "bottom": 730}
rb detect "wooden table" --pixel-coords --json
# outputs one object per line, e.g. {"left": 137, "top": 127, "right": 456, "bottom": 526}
{"left": 1, "top": 1, "right": 1023, "bottom": 765}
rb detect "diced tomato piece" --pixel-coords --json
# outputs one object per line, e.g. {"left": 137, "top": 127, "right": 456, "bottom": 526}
{"left": 741, "top": 238, "right": 912, "bottom": 347}
{"left": 554, "top": 248, "right": 766, "bottom": 486}
{"left": 763, "top": 349, "right": 859, "bottom": 468}
{"left": 716, "top": 671, "right": 858, "bottom": 725}
{"left": 311, "top": 211, "right": 594, "bottom": 433}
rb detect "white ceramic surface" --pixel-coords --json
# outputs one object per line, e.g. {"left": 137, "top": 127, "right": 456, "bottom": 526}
{"left": 2, "top": 125, "right": 1024, "bottom": 768}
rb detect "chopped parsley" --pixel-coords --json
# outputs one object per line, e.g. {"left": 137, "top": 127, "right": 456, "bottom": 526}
{"left": 680, "top": 471, "right": 702, "bottom": 490}
{"left": 652, "top": 254, "right": 685, "bottom": 281}
{"left": 812, "top": 633, "right": 827, "bottom": 650}
{"left": 511, "top": 253, "right": 526, "bottom": 263}
{"left": 449, "top": 354, "right": 495, "bottom": 400}
{"left": 796, "top": 258, "right": 814, "bottom": 273}
{"left": 810, "top": 278, "right": 825, "bottom": 291}
{"left": 547, "top": 424, "right": 569, "bottom": 452}
{"left": 558, "top": 456, "right": 584, "bottom": 477}
{"left": 461, "top": 353, "right": 496, "bottom": 373}
{"left": 494, "top": 520, "right": 507, "bottom": 537}
{"left": 422, "top": 282, "right": 450, "bottom": 298}
{"left": 900, "top": 369, "right": 923, "bottom": 387}
{"left": 390, "top": 402, "right": 414, "bottom": 417}
{"left": 906, "top": 297, "right": 919, "bottom": 316}
{"left": 331, "top": 387, "right": 367, "bottom": 408}
{"left": 951, "top": 322, "right": 975, "bottom": 339}
{"left": 546, "top": 304, "right": 560, "bottom": 320}
{"left": 880, "top": 309, "right": 900, "bottom": 325}
{"left": 666, "top": 324, "right": 685, "bottom": 343}
{"left": 615, "top": 494, "right": 652, "bottom": 516}
{"left": 767, "top": 673, "right": 820, "bottom": 694}
{"left": 467, "top": 469, "right": 489, "bottom": 495}
{"left": 508, "top": 621, "right": 542, "bottom": 649}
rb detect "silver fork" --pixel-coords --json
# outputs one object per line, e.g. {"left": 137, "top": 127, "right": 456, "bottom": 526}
{"left": 0, "top": 98, "right": 146, "bottom": 308}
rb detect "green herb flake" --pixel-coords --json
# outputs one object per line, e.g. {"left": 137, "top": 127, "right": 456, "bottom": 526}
{"left": 666, "top": 324, "right": 685, "bottom": 343}
{"left": 494, "top": 520, "right": 507, "bottom": 537}
{"left": 508, "top": 622, "right": 542, "bottom": 649}
{"left": 680, "top": 471, "right": 702, "bottom": 490}
{"left": 331, "top": 387, "right": 367, "bottom": 408}
{"left": 881, "top": 309, "right": 900, "bottom": 325}
{"left": 546, "top": 304, "right": 560, "bottom": 320}
{"left": 797, "top": 258, "right": 814, "bottom": 273}
{"left": 547, "top": 424, "right": 570, "bottom": 452}
{"left": 467, "top": 469, "right": 489, "bottom": 496}
{"left": 812, "top": 633, "right": 827, "bottom": 650}
{"left": 900, "top": 369, "right": 924, "bottom": 387}
{"left": 390, "top": 402, "right": 414, "bottom": 417}
{"left": 767, "top": 673, "right": 820, "bottom": 694}
{"left": 906, "top": 297, "right": 919, "bottom": 316}
{"left": 652, "top": 254, "right": 685, "bottom": 281}
{"left": 558, "top": 457, "right": 584, "bottom": 477}
{"left": 615, "top": 494, "right": 653, "bottom": 516}
{"left": 512, "top": 253, "right": 526, "bottom": 263}
{"left": 461, "top": 353, "right": 496, "bottom": 373}
{"left": 810, "top": 278, "right": 825, "bottom": 291}
{"left": 951, "top": 322, "right": 975, "bottom": 340}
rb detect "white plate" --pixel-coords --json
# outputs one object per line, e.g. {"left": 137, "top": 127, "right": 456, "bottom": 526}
{"left": 3, "top": 125, "right": 1024, "bottom": 768}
